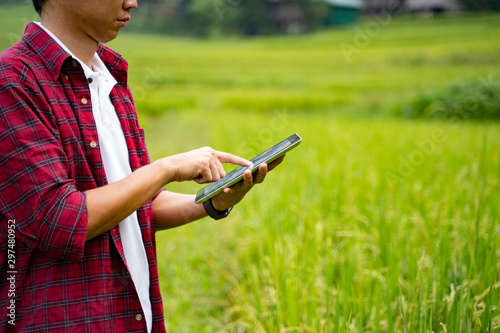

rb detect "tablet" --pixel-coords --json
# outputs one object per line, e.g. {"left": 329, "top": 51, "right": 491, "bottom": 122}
{"left": 194, "top": 133, "right": 302, "bottom": 204}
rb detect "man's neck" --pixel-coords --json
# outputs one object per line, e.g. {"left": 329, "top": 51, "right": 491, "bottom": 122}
{"left": 41, "top": 16, "right": 98, "bottom": 69}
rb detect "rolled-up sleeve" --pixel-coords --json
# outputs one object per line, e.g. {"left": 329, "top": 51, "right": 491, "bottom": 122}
{"left": 0, "top": 66, "right": 88, "bottom": 262}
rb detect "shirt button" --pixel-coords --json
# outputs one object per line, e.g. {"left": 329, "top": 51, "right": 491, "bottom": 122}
{"left": 81, "top": 98, "right": 88, "bottom": 105}
{"left": 64, "top": 75, "right": 69, "bottom": 80}
{"left": 72, "top": 60, "right": 78, "bottom": 68}
{"left": 89, "top": 141, "right": 97, "bottom": 148}
{"left": 88, "top": 78, "right": 93, "bottom": 84}
{"left": 135, "top": 314, "right": 143, "bottom": 321}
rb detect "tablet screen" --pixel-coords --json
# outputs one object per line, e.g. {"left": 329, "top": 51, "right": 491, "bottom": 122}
{"left": 194, "top": 133, "right": 302, "bottom": 204}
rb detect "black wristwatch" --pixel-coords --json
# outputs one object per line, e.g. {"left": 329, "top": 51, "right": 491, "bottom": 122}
{"left": 203, "top": 199, "right": 232, "bottom": 220}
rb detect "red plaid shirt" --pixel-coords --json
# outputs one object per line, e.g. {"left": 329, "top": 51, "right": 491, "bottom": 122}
{"left": 0, "top": 23, "right": 166, "bottom": 332}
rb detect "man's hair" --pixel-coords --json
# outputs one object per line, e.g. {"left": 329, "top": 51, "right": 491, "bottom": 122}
{"left": 33, "top": 0, "right": 44, "bottom": 15}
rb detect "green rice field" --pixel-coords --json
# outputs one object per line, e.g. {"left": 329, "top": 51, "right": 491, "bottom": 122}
{"left": 1, "top": 5, "right": 500, "bottom": 332}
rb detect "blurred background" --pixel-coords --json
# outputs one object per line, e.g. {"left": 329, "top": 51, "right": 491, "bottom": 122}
{"left": 1, "top": 0, "right": 499, "bottom": 332}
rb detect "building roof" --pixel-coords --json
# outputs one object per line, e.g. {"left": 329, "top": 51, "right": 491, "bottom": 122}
{"left": 406, "top": 0, "right": 462, "bottom": 11}
{"left": 323, "top": 0, "right": 363, "bottom": 9}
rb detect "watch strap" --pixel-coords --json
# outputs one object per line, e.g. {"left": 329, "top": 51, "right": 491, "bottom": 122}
{"left": 203, "top": 199, "right": 232, "bottom": 220}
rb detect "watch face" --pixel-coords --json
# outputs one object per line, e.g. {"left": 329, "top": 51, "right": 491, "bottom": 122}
{"left": 195, "top": 133, "right": 302, "bottom": 204}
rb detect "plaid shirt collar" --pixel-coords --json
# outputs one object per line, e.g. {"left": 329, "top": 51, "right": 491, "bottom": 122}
{"left": 22, "top": 22, "right": 129, "bottom": 85}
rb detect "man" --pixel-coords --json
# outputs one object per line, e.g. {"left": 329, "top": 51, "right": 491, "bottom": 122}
{"left": 0, "top": 0, "right": 284, "bottom": 331}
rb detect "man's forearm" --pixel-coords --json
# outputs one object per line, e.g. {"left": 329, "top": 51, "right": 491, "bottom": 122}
{"left": 152, "top": 191, "right": 208, "bottom": 231}
{"left": 85, "top": 159, "right": 171, "bottom": 240}
{"left": 84, "top": 147, "right": 257, "bottom": 240}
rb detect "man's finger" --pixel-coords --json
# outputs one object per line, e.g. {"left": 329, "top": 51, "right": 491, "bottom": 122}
{"left": 253, "top": 163, "right": 268, "bottom": 184}
{"left": 214, "top": 156, "right": 226, "bottom": 179}
{"left": 215, "top": 151, "right": 252, "bottom": 167}
{"left": 195, "top": 167, "right": 212, "bottom": 184}
{"left": 241, "top": 169, "right": 254, "bottom": 190}
{"left": 209, "top": 161, "right": 221, "bottom": 181}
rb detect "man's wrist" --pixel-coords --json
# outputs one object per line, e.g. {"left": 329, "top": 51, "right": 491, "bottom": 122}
{"left": 203, "top": 199, "right": 232, "bottom": 220}
{"left": 211, "top": 196, "right": 228, "bottom": 211}
{"left": 158, "top": 157, "right": 176, "bottom": 184}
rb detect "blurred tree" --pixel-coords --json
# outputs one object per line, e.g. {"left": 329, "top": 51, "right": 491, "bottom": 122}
{"left": 128, "top": 0, "right": 330, "bottom": 37}
{"left": 459, "top": 0, "right": 500, "bottom": 11}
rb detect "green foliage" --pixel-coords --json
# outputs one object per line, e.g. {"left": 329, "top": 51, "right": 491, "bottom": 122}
{"left": 152, "top": 112, "right": 500, "bottom": 333}
{"left": 104, "top": 13, "right": 500, "bottom": 123}
{"left": 2, "top": 6, "right": 500, "bottom": 332}
{"left": 460, "top": 0, "right": 500, "bottom": 11}
{"left": 118, "top": 14, "right": 500, "bottom": 332}
{"left": 128, "top": 0, "right": 330, "bottom": 37}
{"left": 394, "top": 77, "right": 500, "bottom": 120}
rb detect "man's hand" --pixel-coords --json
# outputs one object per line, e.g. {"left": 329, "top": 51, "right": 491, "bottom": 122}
{"left": 211, "top": 155, "right": 286, "bottom": 211}
{"left": 161, "top": 147, "right": 252, "bottom": 184}
{"left": 152, "top": 153, "right": 285, "bottom": 230}
{"left": 86, "top": 146, "right": 251, "bottom": 239}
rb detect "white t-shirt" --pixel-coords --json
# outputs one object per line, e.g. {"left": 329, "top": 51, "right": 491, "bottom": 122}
{"left": 36, "top": 23, "right": 153, "bottom": 333}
